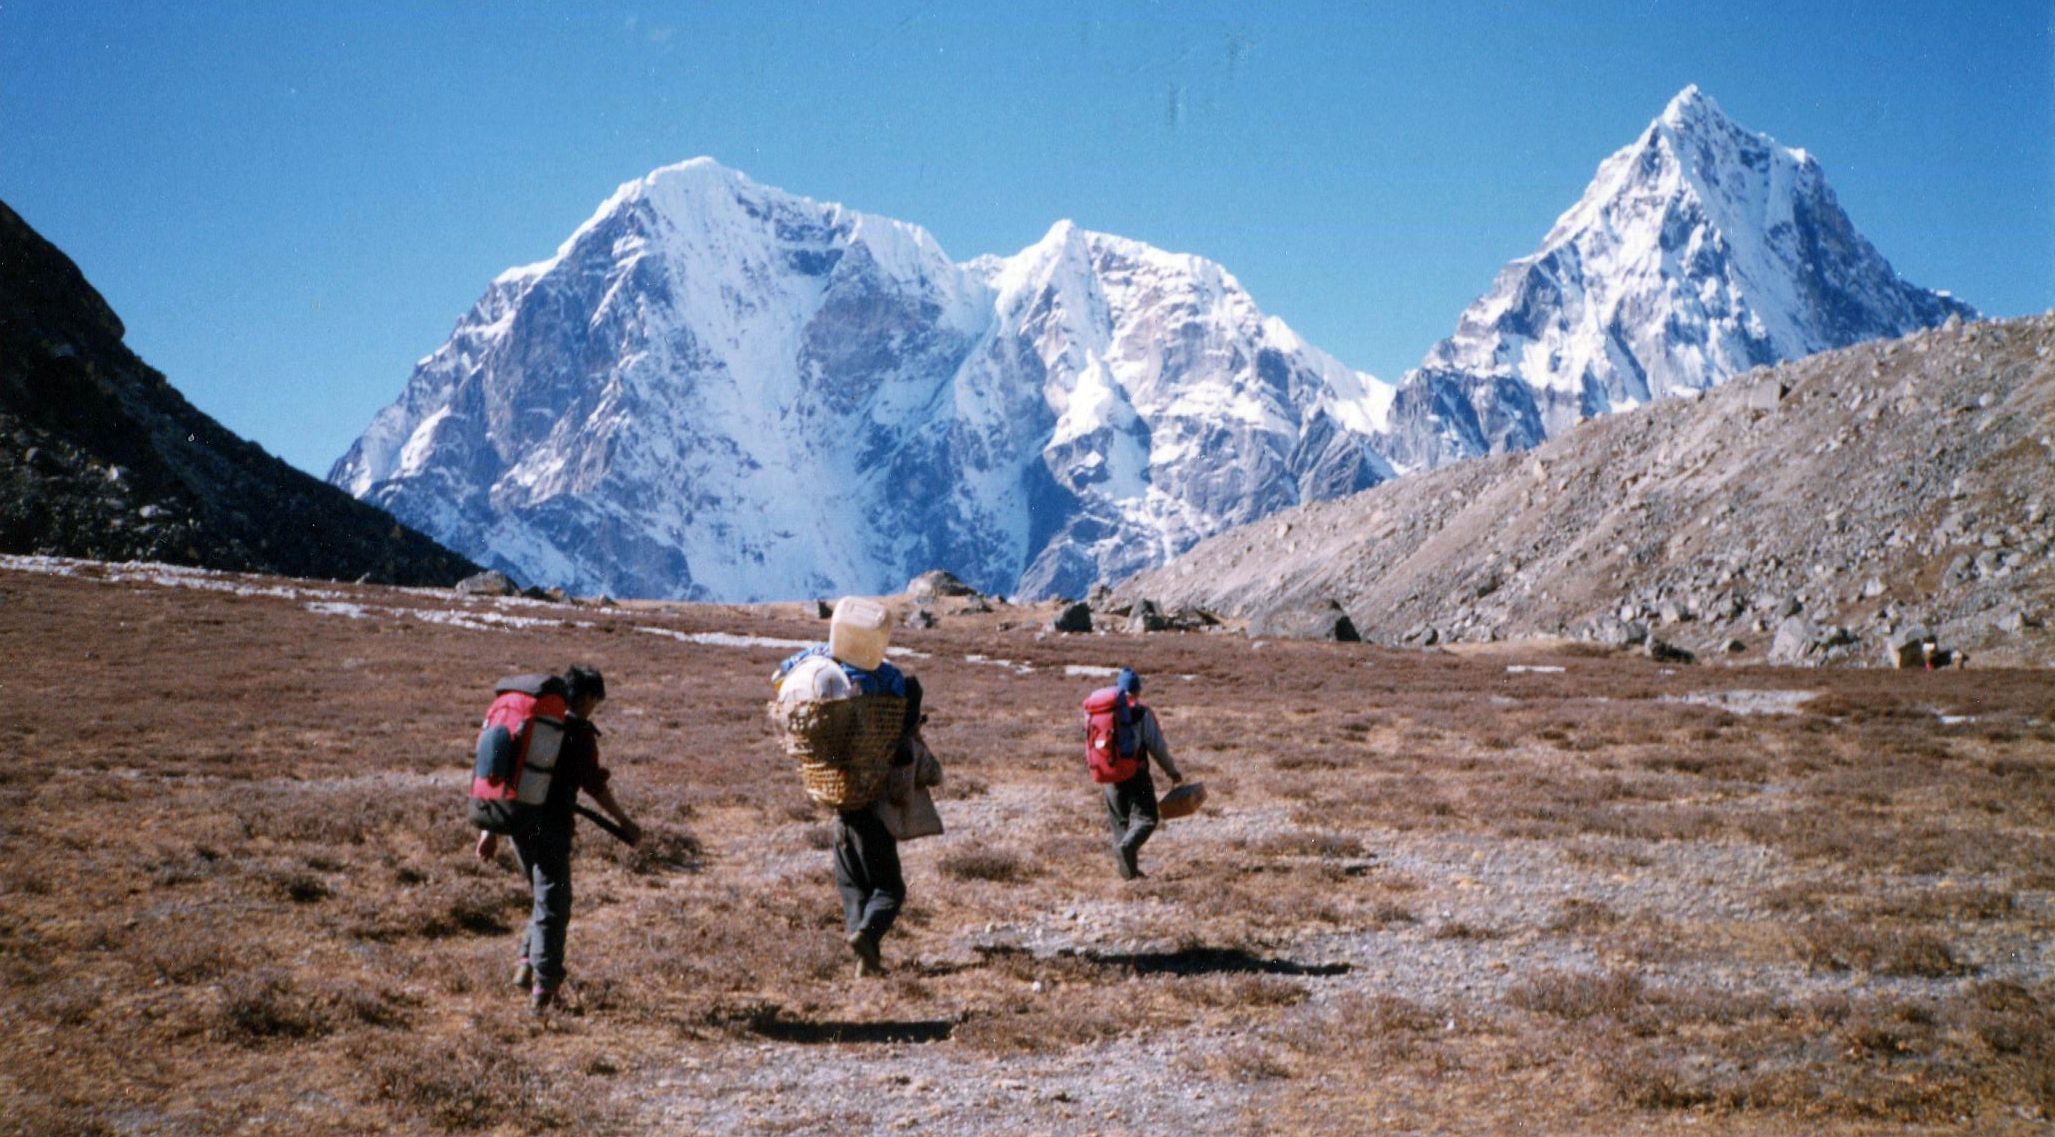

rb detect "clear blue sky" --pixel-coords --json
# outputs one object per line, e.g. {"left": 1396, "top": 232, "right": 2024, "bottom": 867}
{"left": 5, "top": 1, "right": 2049, "bottom": 476}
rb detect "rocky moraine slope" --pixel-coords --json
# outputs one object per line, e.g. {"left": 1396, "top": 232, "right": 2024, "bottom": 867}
{"left": 1125, "top": 314, "right": 2055, "bottom": 668}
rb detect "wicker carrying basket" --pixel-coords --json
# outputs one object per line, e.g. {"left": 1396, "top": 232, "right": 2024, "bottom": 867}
{"left": 766, "top": 694, "right": 908, "bottom": 810}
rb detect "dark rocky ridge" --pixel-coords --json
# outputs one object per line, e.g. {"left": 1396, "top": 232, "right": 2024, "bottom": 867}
{"left": 0, "top": 199, "right": 477, "bottom": 585}
{"left": 1123, "top": 314, "right": 2055, "bottom": 667}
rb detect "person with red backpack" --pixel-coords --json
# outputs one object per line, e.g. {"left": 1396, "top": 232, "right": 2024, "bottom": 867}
{"left": 474, "top": 665, "right": 641, "bottom": 1012}
{"left": 1083, "top": 667, "right": 1183, "bottom": 880}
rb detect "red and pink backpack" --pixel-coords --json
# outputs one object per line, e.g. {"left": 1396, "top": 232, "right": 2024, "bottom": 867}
{"left": 1082, "top": 686, "right": 1145, "bottom": 784}
{"left": 468, "top": 674, "right": 568, "bottom": 833}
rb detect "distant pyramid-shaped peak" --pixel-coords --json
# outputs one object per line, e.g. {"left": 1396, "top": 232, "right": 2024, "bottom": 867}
{"left": 1417, "top": 85, "right": 1976, "bottom": 439}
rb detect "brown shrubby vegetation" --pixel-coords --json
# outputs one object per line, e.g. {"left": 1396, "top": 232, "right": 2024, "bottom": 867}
{"left": 1, "top": 563, "right": 2051, "bottom": 1134}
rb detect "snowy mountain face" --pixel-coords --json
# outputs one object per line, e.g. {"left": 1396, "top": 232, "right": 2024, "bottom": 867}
{"left": 1392, "top": 86, "right": 1977, "bottom": 461}
{"left": 331, "top": 160, "right": 1394, "bottom": 601}
{"left": 333, "top": 91, "right": 1972, "bottom": 602}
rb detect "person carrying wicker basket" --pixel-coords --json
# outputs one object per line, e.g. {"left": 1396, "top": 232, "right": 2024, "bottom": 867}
{"left": 768, "top": 597, "right": 930, "bottom": 978}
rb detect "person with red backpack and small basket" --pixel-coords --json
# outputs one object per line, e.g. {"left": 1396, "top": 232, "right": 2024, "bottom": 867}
{"left": 1083, "top": 667, "right": 1184, "bottom": 880}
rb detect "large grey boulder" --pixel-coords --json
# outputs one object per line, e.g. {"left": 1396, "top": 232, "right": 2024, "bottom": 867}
{"left": 1771, "top": 617, "right": 1857, "bottom": 666}
{"left": 1049, "top": 603, "right": 1093, "bottom": 634}
{"left": 1125, "top": 600, "right": 1169, "bottom": 634}
{"left": 1248, "top": 600, "right": 1360, "bottom": 642}
{"left": 1885, "top": 626, "right": 1935, "bottom": 669}
{"left": 456, "top": 570, "right": 519, "bottom": 597}
{"left": 907, "top": 570, "right": 978, "bottom": 602}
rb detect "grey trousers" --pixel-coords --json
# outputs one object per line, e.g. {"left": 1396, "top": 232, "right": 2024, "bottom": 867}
{"left": 833, "top": 806, "right": 905, "bottom": 942}
{"left": 511, "top": 820, "right": 574, "bottom": 988}
{"left": 1104, "top": 767, "right": 1160, "bottom": 857}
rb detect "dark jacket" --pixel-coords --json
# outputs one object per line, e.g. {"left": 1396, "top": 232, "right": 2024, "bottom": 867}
{"left": 539, "top": 716, "right": 610, "bottom": 824}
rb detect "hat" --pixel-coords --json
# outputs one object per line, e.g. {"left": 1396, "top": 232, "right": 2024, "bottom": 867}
{"left": 1117, "top": 667, "right": 1141, "bottom": 697}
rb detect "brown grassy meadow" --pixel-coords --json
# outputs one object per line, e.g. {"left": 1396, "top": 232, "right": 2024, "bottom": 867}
{"left": 0, "top": 558, "right": 2050, "bottom": 1135}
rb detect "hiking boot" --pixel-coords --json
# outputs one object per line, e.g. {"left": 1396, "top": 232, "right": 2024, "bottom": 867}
{"left": 530, "top": 984, "right": 557, "bottom": 1014}
{"left": 513, "top": 959, "right": 533, "bottom": 990}
{"left": 1115, "top": 843, "right": 1141, "bottom": 881}
{"left": 846, "top": 930, "right": 886, "bottom": 978}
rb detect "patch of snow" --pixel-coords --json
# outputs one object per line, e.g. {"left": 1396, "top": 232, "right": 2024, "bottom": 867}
{"left": 1662, "top": 690, "right": 1815, "bottom": 716}
{"left": 638, "top": 627, "right": 817, "bottom": 652}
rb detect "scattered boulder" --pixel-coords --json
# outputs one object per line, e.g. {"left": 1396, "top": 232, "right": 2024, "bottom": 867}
{"left": 456, "top": 570, "right": 519, "bottom": 597}
{"left": 1885, "top": 627, "right": 1935, "bottom": 669}
{"left": 813, "top": 599, "right": 834, "bottom": 619}
{"left": 1769, "top": 617, "right": 1818, "bottom": 665}
{"left": 1745, "top": 380, "right": 1788, "bottom": 412}
{"left": 1049, "top": 602, "right": 1093, "bottom": 634}
{"left": 1770, "top": 617, "right": 1857, "bottom": 667}
{"left": 1248, "top": 600, "right": 1360, "bottom": 642}
{"left": 1591, "top": 618, "right": 1649, "bottom": 648}
{"left": 907, "top": 570, "right": 978, "bottom": 602}
{"left": 905, "top": 606, "right": 937, "bottom": 630}
{"left": 1125, "top": 600, "right": 1168, "bottom": 634}
{"left": 1645, "top": 637, "right": 1695, "bottom": 664}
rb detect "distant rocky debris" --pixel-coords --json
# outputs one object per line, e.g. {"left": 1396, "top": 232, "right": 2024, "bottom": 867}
{"left": 0, "top": 200, "right": 477, "bottom": 586}
{"left": 1079, "top": 586, "right": 1224, "bottom": 635}
{"left": 1124, "top": 315, "right": 2055, "bottom": 667}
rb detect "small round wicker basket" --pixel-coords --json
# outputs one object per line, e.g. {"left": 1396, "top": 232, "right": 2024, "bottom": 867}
{"left": 766, "top": 694, "right": 908, "bottom": 810}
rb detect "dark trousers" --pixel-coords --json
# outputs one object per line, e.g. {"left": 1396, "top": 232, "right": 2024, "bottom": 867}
{"left": 833, "top": 806, "right": 905, "bottom": 942}
{"left": 1104, "top": 767, "right": 1159, "bottom": 859}
{"left": 511, "top": 819, "right": 574, "bottom": 988}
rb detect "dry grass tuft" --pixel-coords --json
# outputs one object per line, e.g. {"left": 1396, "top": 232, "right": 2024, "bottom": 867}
{"left": 939, "top": 848, "right": 1038, "bottom": 884}
{"left": 371, "top": 1035, "right": 578, "bottom": 1131}
{"left": 1797, "top": 921, "right": 1971, "bottom": 978}
{"left": 1507, "top": 969, "right": 1645, "bottom": 1020}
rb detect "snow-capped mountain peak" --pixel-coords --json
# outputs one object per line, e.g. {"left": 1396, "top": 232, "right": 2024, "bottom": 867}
{"left": 334, "top": 91, "right": 1973, "bottom": 602}
{"left": 1412, "top": 85, "right": 1975, "bottom": 449}
{"left": 331, "top": 164, "right": 1392, "bottom": 601}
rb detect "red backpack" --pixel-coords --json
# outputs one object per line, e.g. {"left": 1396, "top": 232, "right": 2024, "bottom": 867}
{"left": 1082, "top": 686, "right": 1145, "bottom": 784}
{"left": 467, "top": 674, "right": 569, "bottom": 834}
